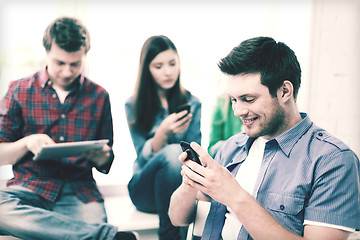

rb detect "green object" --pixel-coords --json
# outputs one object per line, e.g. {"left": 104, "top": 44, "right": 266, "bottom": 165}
{"left": 208, "top": 97, "right": 242, "bottom": 157}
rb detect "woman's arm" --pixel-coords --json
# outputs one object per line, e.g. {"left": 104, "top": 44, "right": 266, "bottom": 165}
{"left": 183, "top": 97, "right": 202, "bottom": 145}
{"left": 152, "top": 109, "right": 192, "bottom": 153}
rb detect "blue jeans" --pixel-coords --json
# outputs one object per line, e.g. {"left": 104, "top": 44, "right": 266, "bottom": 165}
{"left": 128, "top": 144, "right": 186, "bottom": 240}
{"left": 0, "top": 184, "right": 118, "bottom": 240}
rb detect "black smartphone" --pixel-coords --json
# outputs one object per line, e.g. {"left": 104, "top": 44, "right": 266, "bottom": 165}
{"left": 180, "top": 141, "right": 202, "bottom": 165}
{"left": 176, "top": 103, "right": 191, "bottom": 114}
{"left": 176, "top": 103, "right": 191, "bottom": 121}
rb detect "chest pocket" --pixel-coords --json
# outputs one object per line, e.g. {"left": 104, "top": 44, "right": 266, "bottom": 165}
{"left": 262, "top": 192, "right": 306, "bottom": 235}
{"left": 264, "top": 192, "right": 305, "bottom": 215}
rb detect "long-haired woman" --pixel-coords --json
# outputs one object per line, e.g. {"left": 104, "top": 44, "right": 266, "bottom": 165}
{"left": 125, "top": 35, "right": 201, "bottom": 240}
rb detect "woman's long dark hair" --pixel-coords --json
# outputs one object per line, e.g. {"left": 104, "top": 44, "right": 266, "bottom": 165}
{"left": 131, "top": 35, "right": 190, "bottom": 133}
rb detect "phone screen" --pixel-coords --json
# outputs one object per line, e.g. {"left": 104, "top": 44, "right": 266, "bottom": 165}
{"left": 180, "top": 141, "right": 201, "bottom": 165}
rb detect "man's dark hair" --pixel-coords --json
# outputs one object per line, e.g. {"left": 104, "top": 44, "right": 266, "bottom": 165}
{"left": 218, "top": 37, "right": 301, "bottom": 99}
{"left": 43, "top": 17, "right": 90, "bottom": 53}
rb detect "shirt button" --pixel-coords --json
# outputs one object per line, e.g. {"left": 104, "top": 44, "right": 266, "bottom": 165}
{"left": 52, "top": 93, "right": 57, "bottom": 98}
{"left": 280, "top": 205, "right": 285, "bottom": 210}
{"left": 61, "top": 114, "right": 66, "bottom": 119}
{"left": 59, "top": 136, "right": 65, "bottom": 141}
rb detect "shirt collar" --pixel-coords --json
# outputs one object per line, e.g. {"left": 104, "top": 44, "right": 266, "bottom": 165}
{"left": 234, "top": 133, "right": 255, "bottom": 154}
{"left": 233, "top": 112, "right": 312, "bottom": 157}
{"left": 274, "top": 112, "right": 312, "bottom": 156}
{"left": 39, "top": 67, "right": 50, "bottom": 88}
{"left": 39, "top": 66, "right": 85, "bottom": 89}
{"left": 227, "top": 134, "right": 254, "bottom": 168}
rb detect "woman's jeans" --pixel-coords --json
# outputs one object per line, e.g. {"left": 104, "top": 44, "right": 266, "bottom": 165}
{"left": 128, "top": 144, "right": 186, "bottom": 240}
{"left": 0, "top": 184, "right": 118, "bottom": 240}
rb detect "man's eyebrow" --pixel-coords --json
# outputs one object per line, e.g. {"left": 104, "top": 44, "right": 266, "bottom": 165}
{"left": 54, "top": 59, "right": 81, "bottom": 65}
{"left": 232, "top": 94, "right": 252, "bottom": 99}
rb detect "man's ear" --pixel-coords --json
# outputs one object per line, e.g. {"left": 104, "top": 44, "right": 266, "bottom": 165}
{"left": 279, "top": 80, "right": 293, "bottom": 101}
{"left": 281, "top": 88, "right": 288, "bottom": 97}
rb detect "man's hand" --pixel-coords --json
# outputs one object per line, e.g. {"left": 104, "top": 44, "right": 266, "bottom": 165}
{"left": 81, "top": 144, "right": 111, "bottom": 166}
{"left": 0, "top": 134, "right": 55, "bottom": 165}
{"left": 24, "top": 134, "right": 55, "bottom": 156}
{"left": 180, "top": 142, "right": 244, "bottom": 208}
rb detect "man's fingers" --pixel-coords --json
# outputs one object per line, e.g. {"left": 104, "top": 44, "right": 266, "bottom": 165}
{"left": 182, "top": 165, "right": 206, "bottom": 188}
{"left": 190, "top": 142, "right": 216, "bottom": 167}
{"left": 190, "top": 142, "right": 209, "bottom": 157}
{"left": 179, "top": 151, "right": 188, "bottom": 163}
{"left": 183, "top": 160, "right": 208, "bottom": 184}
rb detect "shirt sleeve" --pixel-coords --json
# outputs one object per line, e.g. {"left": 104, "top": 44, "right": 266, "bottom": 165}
{"left": 304, "top": 220, "right": 356, "bottom": 233}
{"left": 93, "top": 91, "right": 114, "bottom": 174}
{"left": 304, "top": 149, "right": 360, "bottom": 230}
{"left": 182, "top": 96, "right": 202, "bottom": 145}
{"left": 141, "top": 138, "right": 154, "bottom": 159}
{"left": 0, "top": 81, "right": 23, "bottom": 142}
{"left": 124, "top": 98, "right": 155, "bottom": 166}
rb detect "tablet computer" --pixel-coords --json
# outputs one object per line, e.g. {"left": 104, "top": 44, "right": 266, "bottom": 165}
{"left": 33, "top": 139, "right": 109, "bottom": 161}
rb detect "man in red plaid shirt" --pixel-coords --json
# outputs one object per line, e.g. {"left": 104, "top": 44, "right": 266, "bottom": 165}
{"left": 0, "top": 17, "right": 138, "bottom": 240}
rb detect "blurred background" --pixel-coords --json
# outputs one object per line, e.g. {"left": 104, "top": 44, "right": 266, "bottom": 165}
{"left": 0, "top": 0, "right": 359, "bottom": 187}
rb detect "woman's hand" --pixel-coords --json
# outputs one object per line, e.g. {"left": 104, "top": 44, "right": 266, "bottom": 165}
{"left": 151, "top": 110, "right": 192, "bottom": 153}
{"left": 159, "top": 110, "right": 192, "bottom": 136}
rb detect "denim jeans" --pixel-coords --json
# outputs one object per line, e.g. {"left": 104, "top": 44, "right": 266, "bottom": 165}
{"left": 0, "top": 184, "right": 118, "bottom": 240}
{"left": 128, "top": 144, "right": 186, "bottom": 240}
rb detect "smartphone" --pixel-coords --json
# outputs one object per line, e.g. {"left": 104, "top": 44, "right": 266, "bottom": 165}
{"left": 176, "top": 103, "right": 191, "bottom": 121}
{"left": 176, "top": 103, "right": 191, "bottom": 114}
{"left": 180, "top": 141, "right": 202, "bottom": 165}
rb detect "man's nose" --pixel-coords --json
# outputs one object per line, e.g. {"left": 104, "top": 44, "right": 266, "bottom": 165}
{"left": 233, "top": 102, "right": 248, "bottom": 118}
{"left": 62, "top": 65, "right": 73, "bottom": 77}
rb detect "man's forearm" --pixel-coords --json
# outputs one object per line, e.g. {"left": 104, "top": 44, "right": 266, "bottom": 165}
{"left": 0, "top": 140, "right": 28, "bottom": 166}
{"left": 168, "top": 184, "right": 198, "bottom": 226}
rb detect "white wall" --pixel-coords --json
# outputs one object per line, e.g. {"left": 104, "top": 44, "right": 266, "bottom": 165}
{"left": 307, "top": 0, "right": 360, "bottom": 156}
{"left": 4, "top": 0, "right": 357, "bottom": 187}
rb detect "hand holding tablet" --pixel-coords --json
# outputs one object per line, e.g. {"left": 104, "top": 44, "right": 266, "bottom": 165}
{"left": 33, "top": 139, "right": 109, "bottom": 161}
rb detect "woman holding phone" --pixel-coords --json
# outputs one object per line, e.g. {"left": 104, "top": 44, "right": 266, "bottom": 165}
{"left": 125, "top": 35, "right": 201, "bottom": 240}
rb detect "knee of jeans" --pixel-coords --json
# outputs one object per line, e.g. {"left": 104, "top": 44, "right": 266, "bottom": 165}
{"left": 0, "top": 191, "right": 20, "bottom": 227}
{"left": 160, "top": 144, "right": 182, "bottom": 165}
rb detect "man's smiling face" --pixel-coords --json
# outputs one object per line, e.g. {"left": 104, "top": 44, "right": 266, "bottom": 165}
{"left": 227, "top": 72, "right": 287, "bottom": 140}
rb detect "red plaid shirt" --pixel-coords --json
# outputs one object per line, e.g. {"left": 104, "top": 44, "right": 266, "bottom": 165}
{"left": 0, "top": 68, "right": 114, "bottom": 203}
